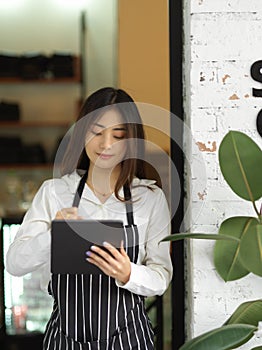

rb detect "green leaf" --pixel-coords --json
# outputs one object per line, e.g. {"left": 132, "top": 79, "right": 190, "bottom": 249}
{"left": 214, "top": 217, "right": 256, "bottom": 281}
{"left": 251, "top": 347, "right": 262, "bottom": 350}
{"left": 219, "top": 130, "right": 262, "bottom": 201}
{"left": 179, "top": 324, "right": 257, "bottom": 350}
{"left": 161, "top": 233, "right": 239, "bottom": 243}
{"left": 225, "top": 299, "right": 262, "bottom": 326}
{"left": 239, "top": 223, "right": 262, "bottom": 277}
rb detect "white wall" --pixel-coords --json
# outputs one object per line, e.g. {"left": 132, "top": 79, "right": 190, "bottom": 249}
{"left": 184, "top": 1, "right": 262, "bottom": 348}
{"left": 0, "top": 0, "right": 117, "bottom": 122}
{"left": 86, "top": 0, "right": 118, "bottom": 94}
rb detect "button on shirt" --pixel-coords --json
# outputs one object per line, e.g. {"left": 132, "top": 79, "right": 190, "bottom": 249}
{"left": 6, "top": 171, "right": 173, "bottom": 297}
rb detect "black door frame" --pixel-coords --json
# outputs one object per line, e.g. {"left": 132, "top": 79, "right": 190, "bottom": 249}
{"left": 169, "top": 0, "right": 185, "bottom": 349}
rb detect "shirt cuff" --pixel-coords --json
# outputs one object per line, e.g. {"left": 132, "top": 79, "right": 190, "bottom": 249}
{"left": 115, "top": 262, "right": 136, "bottom": 288}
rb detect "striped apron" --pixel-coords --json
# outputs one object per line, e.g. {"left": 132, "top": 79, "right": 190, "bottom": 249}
{"left": 43, "top": 173, "right": 155, "bottom": 350}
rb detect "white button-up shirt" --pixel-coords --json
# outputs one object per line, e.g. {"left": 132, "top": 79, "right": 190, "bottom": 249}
{"left": 6, "top": 171, "right": 173, "bottom": 297}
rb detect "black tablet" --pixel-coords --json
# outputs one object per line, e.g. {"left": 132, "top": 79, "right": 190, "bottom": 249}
{"left": 51, "top": 219, "right": 125, "bottom": 274}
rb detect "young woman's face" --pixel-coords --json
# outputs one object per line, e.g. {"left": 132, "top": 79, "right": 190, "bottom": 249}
{"left": 85, "top": 108, "right": 128, "bottom": 171}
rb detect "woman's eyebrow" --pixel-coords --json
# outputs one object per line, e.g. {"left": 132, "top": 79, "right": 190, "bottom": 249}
{"left": 93, "top": 123, "right": 126, "bottom": 131}
{"left": 94, "top": 123, "right": 105, "bottom": 128}
{"left": 113, "top": 127, "right": 126, "bottom": 131}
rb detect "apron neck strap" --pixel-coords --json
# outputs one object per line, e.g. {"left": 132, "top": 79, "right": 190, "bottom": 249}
{"left": 72, "top": 172, "right": 135, "bottom": 226}
{"left": 123, "top": 185, "right": 134, "bottom": 226}
{"left": 72, "top": 171, "right": 88, "bottom": 208}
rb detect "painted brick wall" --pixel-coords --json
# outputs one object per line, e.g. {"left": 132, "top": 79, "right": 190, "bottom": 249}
{"left": 184, "top": 1, "right": 262, "bottom": 348}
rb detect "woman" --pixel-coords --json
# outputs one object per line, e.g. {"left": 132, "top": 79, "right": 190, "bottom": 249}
{"left": 6, "top": 87, "right": 173, "bottom": 350}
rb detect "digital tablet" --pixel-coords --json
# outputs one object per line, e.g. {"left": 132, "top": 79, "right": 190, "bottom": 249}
{"left": 51, "top": 219, "right": 125, "bottom": 274}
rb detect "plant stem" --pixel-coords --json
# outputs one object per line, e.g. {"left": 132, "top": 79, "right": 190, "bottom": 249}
{"left": 252, "top": 200, "right": 261, "bottom": 220}
{"left": 259, "top": 203, "right": 262, "bottom": 224}
{"left": 231, "top": 135, "right": 261, "bottom": 220}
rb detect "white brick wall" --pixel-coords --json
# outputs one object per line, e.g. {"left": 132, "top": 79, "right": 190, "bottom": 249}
{"left": 184, "top": 1, "right": 262, "bottom": 348}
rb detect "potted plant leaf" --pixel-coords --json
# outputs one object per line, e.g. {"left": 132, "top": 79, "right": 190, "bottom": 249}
{"left": 162, "top": 130, "right": 262, "bottom": 350}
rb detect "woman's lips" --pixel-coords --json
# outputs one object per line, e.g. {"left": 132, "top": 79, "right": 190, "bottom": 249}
{"left": 97, "top": 153, "right": 113, "bottom": 160}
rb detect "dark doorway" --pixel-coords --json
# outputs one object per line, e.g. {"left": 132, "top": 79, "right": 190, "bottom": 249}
{"left": 169, "top": 0, "right": 185, "bottom": 349}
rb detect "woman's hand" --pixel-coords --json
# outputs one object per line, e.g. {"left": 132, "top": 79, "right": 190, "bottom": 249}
{"left": 86, "top": 241, "right": 131, "bottom": 284}
{"left": 55, "top": 207, "right": 82, "bottom": 220}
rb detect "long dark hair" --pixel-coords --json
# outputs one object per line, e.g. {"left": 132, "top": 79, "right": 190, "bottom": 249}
{"left": 61, "top": 87, "right": 147, "bottom": 200}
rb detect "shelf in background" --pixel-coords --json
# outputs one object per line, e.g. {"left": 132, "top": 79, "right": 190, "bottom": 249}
{"left": 0, "top": 56, "right": 81, "bottom": 84}
{"left": 0, "top": 121, "right": 71, "bottom": 128}
{"left": 0, "top": 77, "right": 81, "bottom": 84}
{"left": 0, "top": 163, "right": 54, "bottom": 170}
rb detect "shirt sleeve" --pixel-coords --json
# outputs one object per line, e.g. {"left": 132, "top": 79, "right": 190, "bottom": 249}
{"left": 116, "top": 188, "right": 173, "bottom": 297}
{"left": 5, "top": 181, "right": 53, "bottom": 279}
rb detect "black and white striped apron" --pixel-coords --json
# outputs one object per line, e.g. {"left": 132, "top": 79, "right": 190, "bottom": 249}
{"left": 43, "top": 173, "right": 155, "bottom": 350}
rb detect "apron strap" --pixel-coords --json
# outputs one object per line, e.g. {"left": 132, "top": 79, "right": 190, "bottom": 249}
{"left": 72, "top": 171, "right": 88, "bottom": 208}
{"left": 72, "top": 171, "right": 135, "bottom": 226}
{"left": 123, "top": 185, "right": 134, "bottom": 226}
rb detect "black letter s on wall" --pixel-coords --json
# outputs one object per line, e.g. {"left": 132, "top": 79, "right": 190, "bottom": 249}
{"left": 251, "top": 60, "right": 262, "bottom": 97}
{"left": 251, "top": 60, "right": 262, "bottom": 137}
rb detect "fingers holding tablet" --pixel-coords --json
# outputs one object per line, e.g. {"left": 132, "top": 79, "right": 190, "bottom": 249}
{"left": 55, "top": 207, "right": 82, "bottom": 220}
{"left": 86, "top": 241, "right": 131, "bottom": 284}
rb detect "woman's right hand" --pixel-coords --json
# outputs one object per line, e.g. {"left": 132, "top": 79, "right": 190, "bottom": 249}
{"left": 55, "top": 207, "right": 82, "bottom": 220}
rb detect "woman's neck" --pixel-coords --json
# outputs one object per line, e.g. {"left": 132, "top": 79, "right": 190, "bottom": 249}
{"left": 87, "top": 165, "right": 120, "bottom": 193}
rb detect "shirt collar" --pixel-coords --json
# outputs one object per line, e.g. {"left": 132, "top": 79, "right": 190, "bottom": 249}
{"left": 64, "top": 170, "right": 157, "bottom": 201}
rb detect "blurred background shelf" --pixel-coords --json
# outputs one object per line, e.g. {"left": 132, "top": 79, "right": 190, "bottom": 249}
{"left": 0, "top": 164, "right": 54, "bottom": 170}
{"left": 0, "top": 56, "right": 81, "bottom": 84}
{"left": 0, "top": 121, "right": 70, "bottom": 127}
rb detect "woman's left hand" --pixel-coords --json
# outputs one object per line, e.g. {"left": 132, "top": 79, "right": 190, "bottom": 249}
{"left": 86, "top": 241, "right": 131, "bottom": 284}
